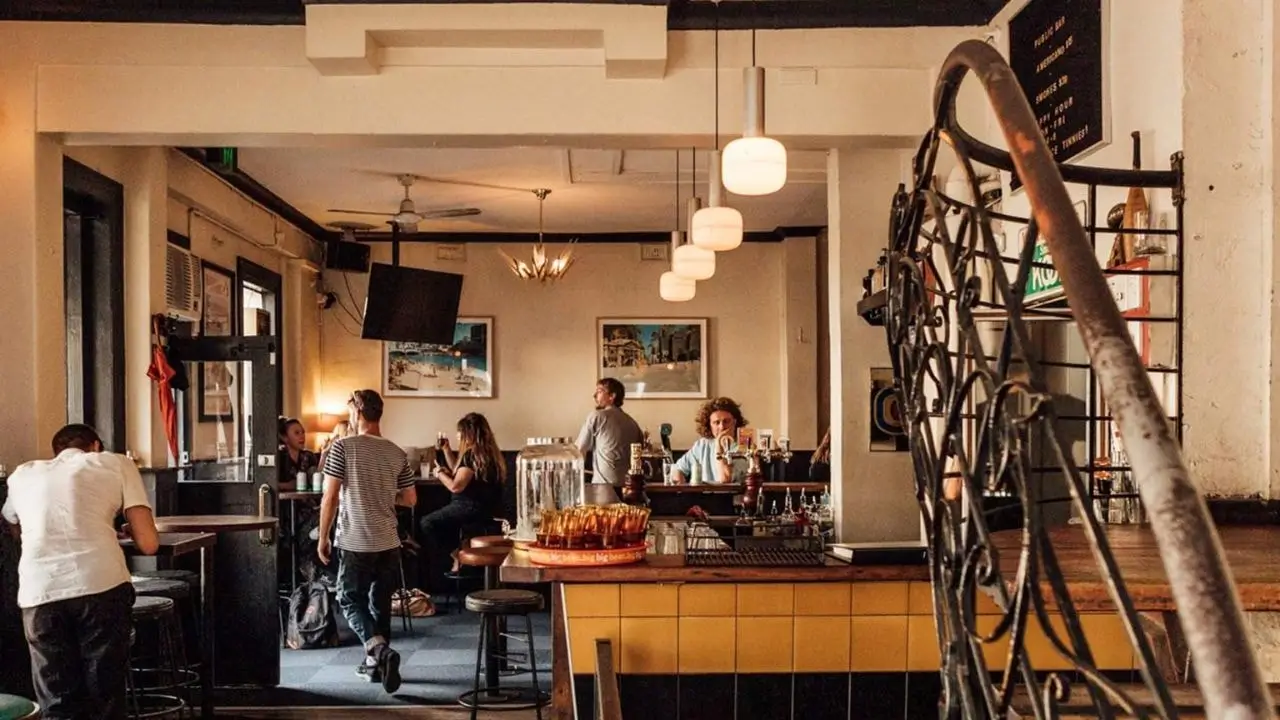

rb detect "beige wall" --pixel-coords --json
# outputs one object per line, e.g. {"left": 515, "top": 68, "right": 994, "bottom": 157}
{"left": 320, "top": 240, "right": 815, "bottom": 451}
{"left": 53, "top": 146, "right": 323, "bottom": 465}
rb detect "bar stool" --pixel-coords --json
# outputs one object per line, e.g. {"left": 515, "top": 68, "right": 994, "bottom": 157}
{"left": 469, "top": 535, "right": 514, "bottom": 550}
{"left": 457, "top": 546, "right": 510, "bottom": 591}
{"left": 128, "top": 596, "right": 190, "bottom": 719}
{"left": 133, "top": 577, "right": 199, "bottom": 668}
{"left": 0, "top": 694, "right": 38, "bottom": 720}
{"left": 459, "top": 589, "right": 546, "bottom": 720}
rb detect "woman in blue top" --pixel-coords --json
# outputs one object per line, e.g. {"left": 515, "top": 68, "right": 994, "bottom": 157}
{"left": 671, "top": 397, "right": 748, "bottom": 484}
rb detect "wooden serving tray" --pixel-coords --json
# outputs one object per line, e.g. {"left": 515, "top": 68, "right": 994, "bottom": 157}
{"left": 526, "top": 544, "right": 647, "bottom": 567}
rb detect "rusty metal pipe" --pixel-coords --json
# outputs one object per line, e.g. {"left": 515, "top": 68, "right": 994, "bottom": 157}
{"left": 935, "top": 39, "right": 1272, "bottom": 720}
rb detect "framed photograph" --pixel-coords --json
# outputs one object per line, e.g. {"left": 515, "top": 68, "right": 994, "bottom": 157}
{"left": 198, "top": 361, "right": 236, "bottom": 422}
{"left": 201, "top": 261, "right": 235, "bottom": 338}
{"left": 870, "top": 367, "right": 909, "bottom": 452}
{"left": 383, "top": 317, "right": 494, "bottom": 398}
{"left": 598, "top": 318, "right": 707, "bottom": 399}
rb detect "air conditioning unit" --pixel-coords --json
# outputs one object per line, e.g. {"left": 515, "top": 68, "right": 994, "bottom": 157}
{"left": 165, "top": 244, "right": 203, "bottom": 322}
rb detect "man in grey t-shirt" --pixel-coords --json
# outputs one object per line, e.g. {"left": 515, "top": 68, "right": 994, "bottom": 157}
{"left": 575, "top": 378, "right": 645, "bottom": 486}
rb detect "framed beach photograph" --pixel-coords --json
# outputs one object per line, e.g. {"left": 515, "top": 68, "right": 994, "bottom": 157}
{"left": 384, "top": 317, "right": 494, "bottom": 398}
{"left": 598, "top": 318, "right": 707, "bottom": 399}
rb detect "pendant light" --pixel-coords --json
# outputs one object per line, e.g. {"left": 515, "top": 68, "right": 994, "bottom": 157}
{"left": 671, "top": 150, "right": 716, "bottom": 280}
{"left": 660, "top": 151, "right": 698, "bottom": 302}
{"left": 692, "top": 3, "right": 745, "bottom": 252}
{"left": 722, "top": 1, "right": 787, "bottom": 196}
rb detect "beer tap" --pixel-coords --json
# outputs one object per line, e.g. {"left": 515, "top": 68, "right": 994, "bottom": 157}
{"left": 716, "top": 435, "right": 793, "bottom": 515}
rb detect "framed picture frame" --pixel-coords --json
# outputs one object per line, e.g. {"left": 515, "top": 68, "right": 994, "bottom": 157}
{"left": 383, "top": 317, "right": 494, "bottom": 398}
{"left": 201, "top": 261, "right": 235, "bottom": 338}
{"left": 197, "top": 361, "right": 237, "bottom": 422}
{"left": 196, "top": 260, "right": 237, "bottom": 422}
{"left": 597, "top": 317, "right": 707, "bottom": 399}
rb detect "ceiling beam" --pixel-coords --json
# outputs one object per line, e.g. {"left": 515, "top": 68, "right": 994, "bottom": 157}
{"left": 351, "top": 227, "right": 825, "bottom": 243}
{"left": 2, "top": 0, "right": 1004, "bottom": 29}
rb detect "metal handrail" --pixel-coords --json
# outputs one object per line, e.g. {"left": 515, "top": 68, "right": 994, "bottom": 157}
{"left": 931, "top": 39, "right": 1271, "bottom": 719}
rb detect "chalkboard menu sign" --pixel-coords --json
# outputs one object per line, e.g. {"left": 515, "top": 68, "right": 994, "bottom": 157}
{"left": 1008, "top": 0, "right": 1107, "bottom": 188}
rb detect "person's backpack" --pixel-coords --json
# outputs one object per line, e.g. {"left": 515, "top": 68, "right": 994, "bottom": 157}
{"left": 286, "top": 581, "right": 338, "bottom": 650}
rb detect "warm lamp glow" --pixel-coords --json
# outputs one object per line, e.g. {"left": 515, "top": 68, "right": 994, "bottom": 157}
{"left": 659, "top": 271, "right": 696, "bottom": 302}
{"left": 672, "top": 244, "right": 716, "bottom": 280}
{"left": 722, "top": 136, "right": 787, "bottom": 196}
{"left": 691, "top": 205, "right": 744, "bottom": 251}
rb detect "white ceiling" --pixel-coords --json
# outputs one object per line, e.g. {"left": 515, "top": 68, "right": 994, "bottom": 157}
{"left": 237, "top": 147, "right": 828, "bottom": 235}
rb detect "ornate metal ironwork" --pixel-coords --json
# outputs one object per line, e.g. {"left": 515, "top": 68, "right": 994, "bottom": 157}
{"left": 886, "top": 40, "right": 1272, "bottom": 719}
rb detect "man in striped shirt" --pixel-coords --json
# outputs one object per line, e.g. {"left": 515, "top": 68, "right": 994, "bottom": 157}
{"left": 318, "top": 389, "right": 417, "bottom": 693}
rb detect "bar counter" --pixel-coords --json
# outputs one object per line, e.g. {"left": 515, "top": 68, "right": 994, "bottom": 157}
{"left": 501, "top": 551, "right": 929, "bottom": 584}
{"left": 503, "top": 547, "right": 1138, "bottom": 720}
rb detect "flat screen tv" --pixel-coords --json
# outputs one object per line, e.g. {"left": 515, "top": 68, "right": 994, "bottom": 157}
{"left": 360, "top": 263, "right": 463, "bottom": 345}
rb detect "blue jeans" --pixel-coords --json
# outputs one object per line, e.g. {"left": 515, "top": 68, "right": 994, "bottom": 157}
{"left": 336, "top": 548, "right": 400, "bottom": 651}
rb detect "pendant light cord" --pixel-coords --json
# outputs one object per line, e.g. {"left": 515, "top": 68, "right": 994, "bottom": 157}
{"left": 674, "top": 149, "right": 680, "bottom": 232}
{"left": 751, "top": 0, "right": 758, "bottom": 66}
{"left": 714, "top": 2, "right": 720, "bottom": 152}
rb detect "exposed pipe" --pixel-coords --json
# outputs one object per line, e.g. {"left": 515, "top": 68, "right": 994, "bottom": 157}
{"left": 935, "top": 39, "right": 1271, "bottom": 720}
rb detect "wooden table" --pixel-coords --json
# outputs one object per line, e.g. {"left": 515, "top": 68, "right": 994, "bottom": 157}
{"left": 151, "top": 516, "right": 276, "bottom": 719}
{"left": 990, "top": 525, "right": 1280, "bottom": 612}
{"left": 121, "top": 532, "right": 217, "bottom": 719}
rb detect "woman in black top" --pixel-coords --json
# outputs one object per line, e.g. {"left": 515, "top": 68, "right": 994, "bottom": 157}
{"left": 417, "top": 413, "right": 505, "bottom": 561}
{"left": 278, "top": 417, "right": 319, "bottom": 491}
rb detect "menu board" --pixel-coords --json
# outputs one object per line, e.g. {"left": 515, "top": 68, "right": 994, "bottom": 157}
{"left": 1008, "top": 0, "right": 1107, "bottom": 187}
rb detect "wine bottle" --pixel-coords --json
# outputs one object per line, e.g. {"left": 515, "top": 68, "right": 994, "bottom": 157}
{"left": 1120, "top": 131, "right": 1149, "bottom": 263}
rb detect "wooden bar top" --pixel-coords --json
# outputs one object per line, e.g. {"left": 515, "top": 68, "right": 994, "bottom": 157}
{"left": 991, "top": 525, "right": 1280, "bottom": 612}
{"left": 645, "top": 482, "right": 829, "bottom": 495}
{"left": 121, "top": 532, "right": 216, "bottom": 557}
{"left": 154, "top": 515, "right": 278, "bottom": 533}
{"left": 501, "top": 550, "right": 929, "bottom": 584}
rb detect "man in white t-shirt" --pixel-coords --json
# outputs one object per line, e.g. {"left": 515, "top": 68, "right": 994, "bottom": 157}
{"left": 0, "top": 424, "right": 160, "bottom": 720}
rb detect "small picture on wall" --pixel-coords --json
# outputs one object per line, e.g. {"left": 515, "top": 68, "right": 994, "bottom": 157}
{"left": 201, "top": 261, "right": 235, "bottom": 338}
{"left": 598, "top": 318, "right": 707, "bottom": 399}
{"left": 384, "top": 317, "right": 494, "bottom": 398}
{"left": 870, "top": 367, "right": 909, "bottom": 452}
{"left": 198, "top": 361, "right": 236, "bottom": 422}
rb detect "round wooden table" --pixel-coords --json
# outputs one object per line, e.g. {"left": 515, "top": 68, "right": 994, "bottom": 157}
{"left": 153, "top": 515, "right": 277, "bottom": 533}
{"left": 151, "top": 515, "right": 277, "bottom": 719}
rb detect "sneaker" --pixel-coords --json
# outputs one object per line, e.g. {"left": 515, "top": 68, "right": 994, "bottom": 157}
{"left": 355, "top": 662, "right": 381, "bottom": 683}
{"left": 378, "top": 647, "right": 402, "bottom": 693}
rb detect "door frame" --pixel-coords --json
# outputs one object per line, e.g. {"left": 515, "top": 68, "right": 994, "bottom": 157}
{"left": 235, "top": 257, "right": 284, "bottom": 422}
{"left": 63, "top": 157, "right": 126, "bottom": 451}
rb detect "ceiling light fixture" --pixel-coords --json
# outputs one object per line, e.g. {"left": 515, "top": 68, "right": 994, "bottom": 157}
{"left": 670, "top": 150, "right": 715, "bottom": 280}
{"left": 722, "top": 1, "right": 787, "bottom": 196}
{"left": 692, "top": 2, "right": 745, "bottom": 252}
{"left": 499, "top": 188, "right": 576, "bottom": 283}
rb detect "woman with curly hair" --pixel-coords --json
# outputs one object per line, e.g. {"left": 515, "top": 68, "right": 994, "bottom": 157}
{"left": 671, "top": 397, "right": 748, "bottom": 484}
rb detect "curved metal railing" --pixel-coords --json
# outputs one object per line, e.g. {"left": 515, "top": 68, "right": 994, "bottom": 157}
{"left": 886, "top": 39, "right": 1271, "bottom": 719}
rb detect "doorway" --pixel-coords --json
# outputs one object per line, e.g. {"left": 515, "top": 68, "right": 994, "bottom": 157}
{"left": 63, "top": 157, "right": 126, "bottom": 451}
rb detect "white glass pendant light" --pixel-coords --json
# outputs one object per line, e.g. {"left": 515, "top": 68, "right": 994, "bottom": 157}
{"left": 660, "top": 265, "right": 696, "bottom": 302}
{"left": 672, "top": 230, "right": 715, "bottom": 280}
{"left": 722, "top": 17, "right": 787, "bottom": 197}
{"left": 692, "top": 150, "right": 744, "bottom": 251}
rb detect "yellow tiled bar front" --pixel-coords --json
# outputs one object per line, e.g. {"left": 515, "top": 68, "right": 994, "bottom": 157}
{"left": 563, "top": 581, "right": 1137, "bottom": 674}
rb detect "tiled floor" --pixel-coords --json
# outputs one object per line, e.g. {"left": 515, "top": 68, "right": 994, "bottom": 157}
{"left": 219, "top": 605, "right": 551, "bottom": 708}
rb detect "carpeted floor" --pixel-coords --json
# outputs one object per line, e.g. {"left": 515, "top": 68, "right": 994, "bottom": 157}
{"left": 216, "top": 601, "right": 551, "bottom": 707}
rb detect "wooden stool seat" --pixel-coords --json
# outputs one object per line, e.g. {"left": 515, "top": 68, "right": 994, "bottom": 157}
{"left": 458, "top": 546, "right": 511, "bottom": 568}
{"left": 469, "top": 535, "right": 514, "bottom": 549}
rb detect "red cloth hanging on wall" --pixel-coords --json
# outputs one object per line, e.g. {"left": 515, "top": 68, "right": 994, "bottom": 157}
{"left": 146, "top": 317, "right": 179, "bottom": 462}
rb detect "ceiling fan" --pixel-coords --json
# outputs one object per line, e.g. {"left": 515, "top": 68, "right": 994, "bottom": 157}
{"left": 327, "top": 174, "right": 482, "bottom": 230}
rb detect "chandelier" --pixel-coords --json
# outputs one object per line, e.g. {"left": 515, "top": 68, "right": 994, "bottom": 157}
{"left": 500, "top": 188, "right": 576, "bottom": 283}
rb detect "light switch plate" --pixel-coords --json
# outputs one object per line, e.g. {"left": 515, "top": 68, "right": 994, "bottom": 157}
{"left": 437, "top": 244, "right": 467, "bottom": 262}
{"left": 641, "top": 243, "right": 668, "bottom": 262}
{"left": 258, "top": 454, "right": 276, "bottom": 467}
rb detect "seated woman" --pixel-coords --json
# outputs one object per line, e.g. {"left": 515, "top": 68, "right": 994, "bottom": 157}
{"left": 277, "top": 417, "right": 318, "bottom": 491}
{"left": 418, "top": 412, "right": 505, "bottom": 566}
{"left": 670, "top": 397, "right": 749, "bottom": 484}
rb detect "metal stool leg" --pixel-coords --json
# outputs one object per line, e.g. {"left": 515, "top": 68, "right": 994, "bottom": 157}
{"left": 525, "top": 613, "right": 544, "bottom": 720}
{"left": 469, "top": 612, "right": 487, "bottom": 720}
